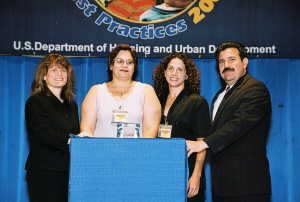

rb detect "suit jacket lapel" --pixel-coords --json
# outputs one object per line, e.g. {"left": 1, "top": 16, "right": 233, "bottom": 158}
{"left": 163, "top": 88, "right": 187, "bottom": 124}
{"left": 212, "top": 73, "right": 250, "bottom": 126}
{"left": 168, "top": 89, "right": 187, "bottom": 122}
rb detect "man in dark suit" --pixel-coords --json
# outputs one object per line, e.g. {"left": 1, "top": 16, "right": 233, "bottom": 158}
{"left": 187, "top": 41, "right": 272, "bottom": 202}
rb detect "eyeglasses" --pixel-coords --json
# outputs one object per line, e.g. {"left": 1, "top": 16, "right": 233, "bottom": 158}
{"left": 114, "top": 58, "right": 134, "bottom": 66}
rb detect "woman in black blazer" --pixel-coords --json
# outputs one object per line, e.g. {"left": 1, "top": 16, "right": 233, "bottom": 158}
{"left": 153, "top": 53, "right": 210, "bottom": 202}
{"left": 25, "top": 53, "right": 79, "bottom": 202}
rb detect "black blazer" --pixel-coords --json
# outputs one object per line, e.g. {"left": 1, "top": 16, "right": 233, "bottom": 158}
{"left": 160, "top": 88, "right": 211, "bottom": 192}
{"left": 205, "top": 73, "right": 272, "bottom": 196}
{"left": 25, "top": 93, "right": 80, "bottom": 171}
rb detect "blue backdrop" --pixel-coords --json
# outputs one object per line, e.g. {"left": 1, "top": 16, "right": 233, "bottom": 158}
{"left": 0, "top": 56, "right": 299, "bottom": 201}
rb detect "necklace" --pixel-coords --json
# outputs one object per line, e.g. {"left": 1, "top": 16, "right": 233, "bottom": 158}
{"left": 111, "top": 82, "right": 133, "bottom": 96}
{"left": 167, "top": 94, "right": 177, "bottom": 101}
{"left": 166, "top": 94, "right": 178, "bottom": 105}
{"left": 116, "top": 96, "right": 125, "bottom": 110}
{"left": 108, "top": 82, "right": 134, "bottom": 110}
{"left": 164, "top": 92, "right": 179, "bottom": 115}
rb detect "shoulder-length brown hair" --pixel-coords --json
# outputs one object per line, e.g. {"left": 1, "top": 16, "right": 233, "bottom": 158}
{"left": 31, "top": 53, "right": 75, "bottom": 102}
{"left": 152, "top": 52, "right": 200, "bottom": 97}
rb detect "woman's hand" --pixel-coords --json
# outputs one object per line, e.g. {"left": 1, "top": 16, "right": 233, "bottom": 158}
{"left": 77, "top": 131, "right": 93, "bottom": 137}
{"left": 187, "top": 175, "right": 200, "bottom": 198}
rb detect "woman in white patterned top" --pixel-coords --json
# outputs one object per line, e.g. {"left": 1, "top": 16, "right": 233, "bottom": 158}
{"left": 79, "top": 44, "right": 161, "bottom": 138}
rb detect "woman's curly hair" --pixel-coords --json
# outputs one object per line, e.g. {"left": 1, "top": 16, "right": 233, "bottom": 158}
{"left": 152, "top": 52, "right": 200, "bottom": 97}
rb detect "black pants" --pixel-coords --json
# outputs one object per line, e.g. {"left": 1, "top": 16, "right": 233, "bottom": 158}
{"left": 188, "top": 190, "right": 205, "bottom": 202}
{"left": 213, "top": 193, "right": 270, "bottom": 202}
{"left": 26, "top": 170, "right": 69, "bottom": 202}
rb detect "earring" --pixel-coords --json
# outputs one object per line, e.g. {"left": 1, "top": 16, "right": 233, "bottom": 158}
{"left": 185, "top": 75, "right": 188, "bottom": 80}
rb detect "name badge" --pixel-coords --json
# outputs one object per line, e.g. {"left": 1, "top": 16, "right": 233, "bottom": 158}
{"left": 112, "top": 109, "right": 128, "bottom": 123}
{"left": 158, "top": 124, "right": 172, "bottom": 138}
{"left": 117, "top": 123, "right": 141, "bottom": 138}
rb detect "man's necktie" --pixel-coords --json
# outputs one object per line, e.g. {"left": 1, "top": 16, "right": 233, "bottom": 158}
{"left": 225, "top": 86, "right": 230, "bottom": 94}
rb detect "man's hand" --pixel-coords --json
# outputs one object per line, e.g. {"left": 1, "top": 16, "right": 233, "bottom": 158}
{"left": 186, "top": 140, "right": 208, "bottom": 157}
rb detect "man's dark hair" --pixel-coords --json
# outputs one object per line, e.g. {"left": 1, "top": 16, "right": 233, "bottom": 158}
{"left": 215, "top": 41, "right": 248, "bottom": 61}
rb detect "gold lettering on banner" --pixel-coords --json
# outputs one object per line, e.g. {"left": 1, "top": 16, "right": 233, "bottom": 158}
{"left": 188, "top": 0, "right": 219, "bottom": 24}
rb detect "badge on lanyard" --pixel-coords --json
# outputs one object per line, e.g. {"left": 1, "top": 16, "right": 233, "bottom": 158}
{"left": 158, "top": 124, "right": 172, "bottom": 138}
{"left": 112, "top": 109, "right": 128, "bottom": 123}
{"left": 117, "top": 123, "right": 141, "bottom": 138}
